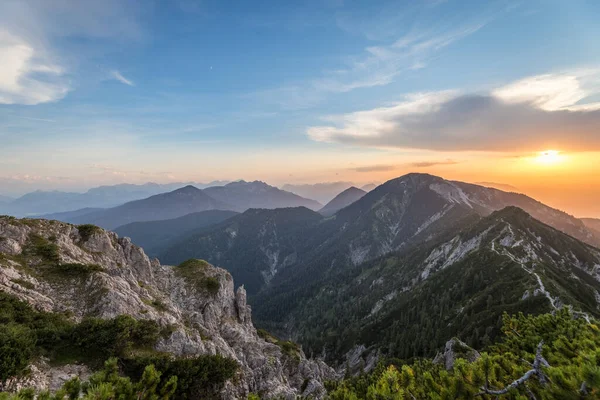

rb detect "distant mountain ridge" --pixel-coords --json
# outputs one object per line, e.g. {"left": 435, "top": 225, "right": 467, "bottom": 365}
{"left": 319, "top": 187, "right": 366, "bottom": 217}
{"left": 204, "top": 180, "right": 322, "bottom": 212}
{"left": 0, "top": 182, "right": 192, "bottom": 216}
{"left": 0, "top": 181, "right": 232, "bottom": 217}
{"left": 45, "top": 181, "right": 325, "bottom": 230}
{"left": 582, "top": 218, "right": 600, "bottom": 235}
{"left": 64, "top": 185, "right": 230, "bottom": 229}
{"left": 0, "top": 194, "right": 14, "bottom": 204}
{"left": 281, "top": 182, "right": 355, "bottom": 204}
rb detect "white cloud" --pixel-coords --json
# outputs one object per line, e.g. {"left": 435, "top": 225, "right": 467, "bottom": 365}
{"left": 0, "top": 0, "right": 143, "bottom": 105}
{"left": 307, "top": 70, "right": 600, "bottom": 152}
{"left": 111, "top": 70, "right": 135, "bottom": 86}
{"left": 493, "top": 70, "right": 600, "bottom": 111}
{"left": 0, "top": 30, "right": 70, "bottom": 105}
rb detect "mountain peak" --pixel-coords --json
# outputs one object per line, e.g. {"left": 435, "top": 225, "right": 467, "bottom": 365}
{"left": 319, "top": 186, "right": 367, "bottom": 216}
{"left": 174, "top": 185, "right": 201, "bottom": 193}
{"left": 490, "top": 205, "right": 532, "bottom": 220}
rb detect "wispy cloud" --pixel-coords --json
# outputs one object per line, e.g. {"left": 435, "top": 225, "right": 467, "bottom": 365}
{"left": 315, "top": 21, "right": 487, "bottom": 93}
{"left": 410, "top": 159, "right": 459, "bottom": 168}
{"left": 12, "top": 115, "right": 57, "bottom": 123}
{"left": 308, "top": 69, "right": 600, "bottom": 152}
{"left": 352, "top": 164, "right": 397, "bottom": 173}
{"left": 249, "top": 5, "right": 494, "bottom": 110}
{"left": 351, "top": 158, "right": 459, "bottom": 172}
{"left": 110, "top": 70, "right": 135, "bottom": 86}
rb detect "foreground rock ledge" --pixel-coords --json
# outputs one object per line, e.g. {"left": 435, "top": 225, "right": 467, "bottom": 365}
{"left": 0, "top": 216, "right": 336, "bottom": 399}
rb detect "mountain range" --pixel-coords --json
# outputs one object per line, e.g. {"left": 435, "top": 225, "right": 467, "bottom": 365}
{"left": 155, "top": 173, "right": 600, "bottom": 364}
{"left": 42, "top": 181, "right": 321, "bottom": 230}
{"left": 162, "top": 174, "right": 600, "bottom": 296}
{"left": 2, "top": 172, "right": 600, "bottom": 397}
{"left": 204, "top": 180, "right": 321, "bottom": 211}
{"left": 58, "top": 186, "right": 229, "bottom": 230}
{"left": 0, "top": 182, "right": 221, "bottom": 217}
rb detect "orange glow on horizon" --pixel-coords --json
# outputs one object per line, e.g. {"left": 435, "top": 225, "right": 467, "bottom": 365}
{"left": 535, "top": 150, "right": 564, "bottom": 165}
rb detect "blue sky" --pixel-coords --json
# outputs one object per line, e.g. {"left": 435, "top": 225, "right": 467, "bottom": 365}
{"left": 1, "top": 0, "right": 600, "bottom": 216}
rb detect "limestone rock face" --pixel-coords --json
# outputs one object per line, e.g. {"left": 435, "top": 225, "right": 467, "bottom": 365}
{"left": 433, "top": 338, "right": 481, "bottom": 370}
{"left": 0, "top": 217, "right": 336, "bottom": 399}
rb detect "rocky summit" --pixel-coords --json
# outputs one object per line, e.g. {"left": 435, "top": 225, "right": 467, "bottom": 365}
{"left": 0, "top": 216, "right": 335, "bottom": 399}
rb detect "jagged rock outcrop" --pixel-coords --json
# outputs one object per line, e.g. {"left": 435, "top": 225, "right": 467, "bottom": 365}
{"left": 0, "top": 217, "right": 336, "bottom": 399}
{"left": 433, "top": 338, "right": 481, "bottom": 370}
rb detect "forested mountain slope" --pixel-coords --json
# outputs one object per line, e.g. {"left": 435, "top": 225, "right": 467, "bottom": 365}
{"left": 163, "top": 174, "right": 600, "bottom": 326}
{"left": 114, "top": 209, "right": 238, "bottom": 257}
{"left": 276, "top": 207, "right": 600, "bottom": 363}
{"left": 161, "top": 207, "right": 324, "bottom": 295}
{"left": 327, "top": 309, "right": 600, "bottom": 398}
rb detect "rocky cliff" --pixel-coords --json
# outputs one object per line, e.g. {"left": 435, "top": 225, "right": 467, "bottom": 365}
{"left": 0, "top": 216, "right": 335, "bottom": 398}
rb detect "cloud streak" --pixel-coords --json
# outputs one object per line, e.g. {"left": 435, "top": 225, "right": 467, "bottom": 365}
{"left": 250, "top": 4, "right": 494, "bottom": 110}
{"left": 111, "top": 70, "right": 135, "bottom": 86}
{"left": 308, "top": 70, "right": 600, "bottom": 152}
{"left": 315, "top": 21, "right": 487, "bottom": 94}
{"left": 410, "top": 159, "right": 459, "bottom": 168}
{"left": 352, "top": 164, "right": 397, "bottom": 173}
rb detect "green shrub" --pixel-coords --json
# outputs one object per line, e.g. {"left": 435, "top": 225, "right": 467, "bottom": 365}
{"left": 175, "top": 259, "right": 220, "bottom": 295}
{"left": 1, "top": 358, "right": 179, "bottom": 400}
{"left": 0, "top": 292, "right": 238, "bottom": 398}
{"left": 256, "top": 328, "right": 301, "bottom": 360}
{"left": 26, "top": 233, "right": 60, "bottom": 265}
{"left": 70, "top": 315, "right": 162, "bottom": 362}
{"left": 77, "top": 224, "right": 101, "bottom": 243}
{"left": 177, "top": 259, "right": 209, "bottom": 270}
{"left": 143, "top": 299, "right": 168, "bottom": 312}
{"left": 121, "top": 353, "right": 238, "bottom": 399}
{"left": 201, "top": 276, "right": 220, "bottom": 294}
{"left": 0, "top": 324, "right": 36, "bottom": 381}
{"left": 49, "top": 263, "right": 104, "bottom": 278}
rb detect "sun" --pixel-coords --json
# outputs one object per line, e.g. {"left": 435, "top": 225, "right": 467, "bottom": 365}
{"left": 536, "top": 150, "right": 563, "bottom": 164}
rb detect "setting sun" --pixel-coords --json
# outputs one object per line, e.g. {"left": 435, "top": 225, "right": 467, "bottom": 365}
{"left": 536, "top": 150, "right": 563, "bottom": 164}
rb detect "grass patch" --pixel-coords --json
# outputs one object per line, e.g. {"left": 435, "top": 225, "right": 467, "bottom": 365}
{"left": 143, "top": 298, "right": 168, "bottom": 312}
{"left": 177, "top": 259, "right": 210, "bottom": 270}
{"left": 77, "top": 224, "right": 101, "bottom": 243}
{"left": 49, "top": 263, "right": 104, "bottom": 278}
{"left": 202, "top": 276, "right": 220, "bottom": 294}
{"left": 257, "top": 328, "right": 301, "bottom": 361}
{"left": 175, "top": 259, "right": 220, "bottom": 295}
{"left": 25, "top": 233, "right": 60, "bottom": 265}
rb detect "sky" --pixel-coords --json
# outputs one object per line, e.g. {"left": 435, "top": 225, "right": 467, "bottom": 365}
{"left": 1, "top": 0, "right": 600, "bottom": 217}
